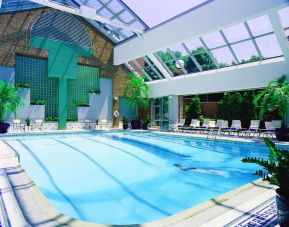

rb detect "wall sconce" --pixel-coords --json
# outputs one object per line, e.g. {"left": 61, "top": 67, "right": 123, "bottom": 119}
{"left": 168, "top": 95, "right": 173, "bottom": 100}
{"left": 114, "top": 96, "right": 118, "bottom": 101}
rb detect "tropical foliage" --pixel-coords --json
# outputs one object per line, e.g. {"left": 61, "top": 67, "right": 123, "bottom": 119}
{"left": 242, "top": 138, "right": 289, "bottom": 195}
{"left": 184, "top": 96, "right": 202, "bottom": 125}
{"left": 254, "top": 75, "right": 289, "bottom": 127}
{"left": 218, "top": 91, "right": 257, "bottom": 127}
{"left": 241, "top": 91, "right": 258, "bottom": 128}
{"left": 123, "top": 73, "right": 149, "bottom": 118}
{"left": 0, "top": 81, "right": 24, "bottom": 123}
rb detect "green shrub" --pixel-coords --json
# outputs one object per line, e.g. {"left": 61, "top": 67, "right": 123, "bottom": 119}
{"left": 15, "top": 83, "right": 30, "bottom": 88}
{"left": 185, "top": 96, "right": 202, "bottom": 125}
{"left": 241, "top": 91, "right": 258, "bottom": 128}
{"left": 30, "top": 100, "right": 45, "bottom": 105}
{"left": 45, "top": 116, "right": 58, "bottom": 122}
{"left": 89, "top": 89, "right": 100, "bottom": 94}
{"left": 218, "top": 92, "right": 243, "bottom": 124}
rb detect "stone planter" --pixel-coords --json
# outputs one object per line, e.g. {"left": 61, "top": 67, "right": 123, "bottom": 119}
{"left": 276, "top": 188, "right": 289, "bottom": 226}
{"left": 0, "top": 123, "right": 10, "bottom": 133}
{"left": 275, "top": 128, "right": 289, "bottom": 142}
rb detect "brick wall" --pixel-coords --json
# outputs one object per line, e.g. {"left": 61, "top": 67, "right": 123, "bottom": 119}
{"left": 0, "top": 8, "right": 130, "bottom": 127}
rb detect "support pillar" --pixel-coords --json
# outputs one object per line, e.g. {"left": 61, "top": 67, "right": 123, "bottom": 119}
{"left": 168, "top": 95, "right": 179, "bottom": 131}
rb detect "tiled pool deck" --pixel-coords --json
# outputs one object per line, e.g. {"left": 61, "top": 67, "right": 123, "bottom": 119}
{"left": 0, "top": 129, "right": 282, "bottom": 227}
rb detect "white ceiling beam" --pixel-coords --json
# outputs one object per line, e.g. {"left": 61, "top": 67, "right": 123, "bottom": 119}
{"left": 28, "top": 0, "right": 144, "bottom": 34}
{"left": 268, "top": 10, "right": 289, "bottom": 61}
{"left": 114, "top": 0, "right": 289, "bottom": 65}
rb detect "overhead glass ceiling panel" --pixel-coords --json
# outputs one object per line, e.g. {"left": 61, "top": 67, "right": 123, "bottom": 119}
{"left": 211, "top": 47, "right": 236, "bottom": 67}
{"left": 247, "top": 15, "right": 273, "bottom": 37}
{"left": 118, "top": 10, "right": 135, "bottom": 23}
{"left": 182, "top": 57, "right": 199, "bottom": 73}
{"left": 121, "top": 0, "right": 210, "bottom": 28}
{"left": 222, "top": 23, "right": 250, "bottom": 43}
{"left": 255, "top": 34, "right": 283, "bottom": 59}
{"left": 157, "top": 49, "right": 174, "bottom": 62}
{"left": 231, "top": 40, "right": 260, "bottom": 63}
{"left": 98, "top": 8, "right": 114, "bottom": 18}
{"left": 169, "top": 43, "right": 188, "bottom": 58}
{"left": 278, "top": 7, "right": 289, "bottom": 29}
{"left": 128, "top": 61, "right": 144, "bottom": 76}
{"left": 184, "top": 39, "right": 205, "bottom": 55}
{"left": 108, "top": 1, "right": 124, "bottom": 13}
{"left": 202, "top": 31, "right": 226, "bottom": 49}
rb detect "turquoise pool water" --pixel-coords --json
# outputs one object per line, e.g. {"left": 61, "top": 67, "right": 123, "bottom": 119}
{"left": 3, "top": 132, "right": 272, "bottom": 224}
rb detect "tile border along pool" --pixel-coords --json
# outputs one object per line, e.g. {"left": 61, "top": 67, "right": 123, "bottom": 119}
{"left": 0, "top": 130, "right": 280, "bottom": 226}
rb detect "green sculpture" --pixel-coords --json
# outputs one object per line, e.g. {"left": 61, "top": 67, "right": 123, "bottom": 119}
{"left": 29, "top": 12, "right": 92, "bottom": 129}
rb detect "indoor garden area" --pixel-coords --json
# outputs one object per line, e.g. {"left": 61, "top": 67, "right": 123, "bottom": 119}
{"left": 0, "top": 0, "right": 289, "bottom": 226}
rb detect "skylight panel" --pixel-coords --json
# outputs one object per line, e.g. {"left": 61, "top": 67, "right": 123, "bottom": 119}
{"left": 202, "top": 31, "right": 226, "bottom": 49}
{"left": 156, "top": 49, "right": 174, "bottom": 62}
{"left": 183, "top": 39, "right": 204, "bottom": 55}
{"left": 98, "top": 8, "right": 114, "bottom": 18}
{"left": 211, "top": 47, "right": 236, "bottom": 67}
{"left": 128, "top": 61, "right": 143, "bottom": 76}
{"left": 88, "top": 0, "right": 103, "bottom": 9}
{"left": 255, "top": 34, "right": 283, "bottom": 59}
{"left": 247, "top": 15, "right": 273, "bottom": 37}
{"left": 107, "top": 0, "right": 124, "bottom": 14}
{"left": 278, "top": 7, "right": 289, "bottom": 29}
{"left": 118, "top": 10, "right": 135, "bottom": 23}
{"left": 121, "top": 0, "right": 210, "bottom": 28}
{"left": 231, "top": 40, "right": 260, "bottom": 63}
{"left": 169, "top": 43, "right": 188, "bottom": 59}
{"left": 222, "top": 23, "right": 250, "bottom": 43}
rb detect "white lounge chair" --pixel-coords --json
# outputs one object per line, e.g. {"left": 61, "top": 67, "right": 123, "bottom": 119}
{"left": 84, "top": 119, "right": 96, "bottom": 130}
{"left": 221, "top": 120, "right": 242, "bottom": 135}
{"left": 181, "top": 119, "right": 200, "bottom": 131}
{"left": 261, "top": 121, "right": 276, "bottom": 138}
{"left": 12, "top": 119, "right": 23, "bottom": 131}
{"left": 176, "top": 119, "right": 186, "bottom": 131}
{"left": 33, "top": 119, "right": 43, "bottom": 131}
{"left": 191, "top": 119, "right": 211, "bottom": 133}
{"left": 240, "top": 120, "right": 260, "bottom": 137}
{"left": 272, "top": 120, "right": 282, "bottom": 129}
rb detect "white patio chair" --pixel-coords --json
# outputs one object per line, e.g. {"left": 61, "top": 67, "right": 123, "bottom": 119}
{"left": 33, "top": 119, "right": 43, "bottom": 131}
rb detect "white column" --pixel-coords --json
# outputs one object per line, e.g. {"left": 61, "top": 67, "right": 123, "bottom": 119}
{"left": 168, "top": 95, "right": 179, "bottom": 130}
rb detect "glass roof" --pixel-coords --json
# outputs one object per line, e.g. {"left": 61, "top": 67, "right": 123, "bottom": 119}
{"left": 0, "top": 1, "right": 287, "bottom": 82}
{"left": 121, "top": 0, "right": 211, "bottom": 28}
{"left": 149, "top": 13, "right": 283, "bottom": 79}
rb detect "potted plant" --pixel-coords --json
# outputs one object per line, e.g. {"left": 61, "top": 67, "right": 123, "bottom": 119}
{"left": 141, "top": 118, "right": 150, "bottom": 130}
{"left": 0, "top": 81, "right": 24, "bottom": 133}
{"left": 123, "top": 73, "right": 150, "bottom": 130}
{"left": 25, "top": 117, "right": 31, "bottom": 126}
{"left": 122, "top": 117, "right": 129, "bottom": 130}
{"left": 242, "top": 138, "right": 289, "bottom": 226}
{"left": 255, "top": 75, "right": 289, "bottom": 141}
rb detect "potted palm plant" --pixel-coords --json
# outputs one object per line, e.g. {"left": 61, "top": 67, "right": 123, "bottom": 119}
{"left": 123, "top": 73, "right": 150, "bottom": 130}
{"left": 242, "top": 138, "right": 289, "bottom": 226}
{"left": 141, "top": 118, "right": 150, "bottom": 130}
{"left": 0, "top": 81, "right": 24, "bottom": 133}
{"left": 255, "top": 75, "right": 289, "bottom": 141}
{"left": 122, "top": 117, "right": 129, "bottom": 130}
